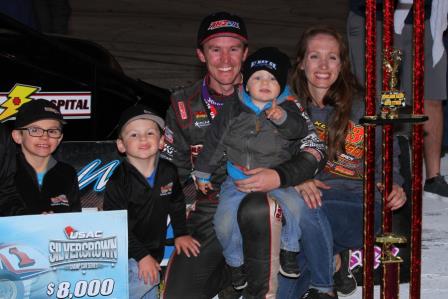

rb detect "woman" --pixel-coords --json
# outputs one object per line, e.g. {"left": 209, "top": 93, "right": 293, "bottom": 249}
{"left": 278, "top": 27, "right": 407, "bottom": 299}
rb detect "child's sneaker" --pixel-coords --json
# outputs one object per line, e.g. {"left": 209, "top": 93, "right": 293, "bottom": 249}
{"left": 229, "top": 265, "right": 247, "bottom": 290}
{"left": 279, "top": 249, "right": 300, "bottom": 278}
{"left": 333, "top": 250, "right": 357, "bottom": 296}
{"left": 218, "top": 285, "right": 243, "bottom": 298}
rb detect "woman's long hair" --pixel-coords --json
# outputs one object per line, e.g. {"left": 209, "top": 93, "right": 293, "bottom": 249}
{"left": 291, "top": 26, "right": 363, "bottom": 161}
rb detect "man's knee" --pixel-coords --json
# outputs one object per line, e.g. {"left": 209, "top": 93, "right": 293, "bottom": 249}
{"left": 238, "top": 192, "right": 273, "bottom": 230}
{"left": 237, "top": 191, "right": 282, "bottom": 246}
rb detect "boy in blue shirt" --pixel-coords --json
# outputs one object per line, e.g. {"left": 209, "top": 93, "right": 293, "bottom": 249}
{"left": 103, "top": 105, "right": 200, "bottom": 299}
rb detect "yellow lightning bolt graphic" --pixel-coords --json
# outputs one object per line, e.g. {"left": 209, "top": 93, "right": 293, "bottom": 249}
{"left": 0, "top": 85, "right": 40, "bottom": 122}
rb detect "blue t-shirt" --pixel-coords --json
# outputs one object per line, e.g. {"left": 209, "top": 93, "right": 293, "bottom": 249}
{"left": 146, "top": 170, "right": 156, "bottom": 188}
{"left": 37, "top": 172, "right": 45, "bottom": 187}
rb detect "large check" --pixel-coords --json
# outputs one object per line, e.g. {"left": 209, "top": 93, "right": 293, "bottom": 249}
{"left": 0, "top": 210, "right": 128, "bottom": 299}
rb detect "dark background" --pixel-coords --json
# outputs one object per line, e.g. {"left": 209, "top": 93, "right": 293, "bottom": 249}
{"left": 70, "top": 0, "right": 348, "bottom": 89}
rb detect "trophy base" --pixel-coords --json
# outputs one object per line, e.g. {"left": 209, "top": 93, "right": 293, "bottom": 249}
{"left": 382, "top": 256, "right": 404, "bottom": 264}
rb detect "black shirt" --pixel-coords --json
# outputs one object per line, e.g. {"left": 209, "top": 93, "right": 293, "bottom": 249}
{"left": 103, "top": 158, "right": 188, "bottom": 262}
{"left": 14, "top": 152, "right": 81, "bottom": 214}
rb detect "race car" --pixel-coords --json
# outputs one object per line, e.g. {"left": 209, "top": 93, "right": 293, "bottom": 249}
{"left": 0, "top": 12, "right": 170, "bottom": 140}
{"left": 0, "top": 11, "right": 175, "bottom": 266}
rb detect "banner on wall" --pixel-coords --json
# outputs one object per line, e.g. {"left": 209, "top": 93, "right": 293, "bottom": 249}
{"left": 0, "top": 84, "right": 91, "bottom": 122}
{"left": 0, "top": 210, "right": 128, "bottom": 299}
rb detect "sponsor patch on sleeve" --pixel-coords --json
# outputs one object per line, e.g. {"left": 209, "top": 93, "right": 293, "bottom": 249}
{"left": 160, "top": 182, "right": 173, "bottom": 196}
{"left": 164, "top": 126, "right": 174, "bottom": 144}
{"left": 178, "top": 101, "right": 187, "bottom": 120}
{"left": 50, "top": 194, "right": 70, "bottom": 207}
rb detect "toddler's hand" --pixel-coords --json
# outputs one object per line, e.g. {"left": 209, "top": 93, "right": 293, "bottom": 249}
{"left": 197, "top": 180, "right": 213, "bottom": 194}
{"left": 265, "top": 99, "right": 285, "bottom": 121}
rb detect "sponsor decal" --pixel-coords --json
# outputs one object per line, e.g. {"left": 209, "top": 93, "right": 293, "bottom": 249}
{"left": 208, "top": 20, "right": 240, "bottom": 31}
{"left": 209, "top": 105, "right": 218, "bottom": 119}
{"left": 345, "top": 143, "right": 363, "bottom": 159}
{"left": 346, "top": 123, "right": 364, "bottom": 144}
{"left": 50, "top": 97, "right": 91, "bottom": 118}
{"left": 274, "top": 203, "right": 283, "bottom": 222}
{"left": 268, "top": 200, "right": 282, "bottom": 225}
{"left": 314, "top": 120, "right": 327, "bottom": 141}
{"left": 203, "top": 96, "right": 224, "bottom": 108}
{"left": 178, "top": 101, "right": 187, "bottom": 120}
{"left": 77, "top": 159, "right": 120, "bottom": 192}
{"left": 294, "top": 101, "right": 309, "bottom": 119}
{"left": 49, "top": 226, "right": 118, "bottom": 270}
{"left": 164, "top": 126, "right": 174, "bottom": 144}
{"left": 50, "top": 194, "right": 70, "bottom": 207}
{"left": 0, "top": 84, "right": 37, "bottom": 121}
{"left": 0, "top": 84, "right": 92, "bottom": 122}
{"left": 194, "top": 120, "right": 210, "bottom": 128}
{"left": 190, "top": 144, "right": 203, "bottom": 166}
{"left": 160, "top": 182, "right": 173, "bottom": 196}
{"left": 64, "top": 226, "right": 76, "bottom": 238}
{"left": 250, "top": 60, "right": 277, "bottom": 70}
{"left": 345, "top": 123, "right": 364, "bottom": 159}
{"left": 300, "top": 133, "right": 326, "bottom": 155}
{"left": 314, "top": 120, "right": 364, "bottom": 180}
{"left": 339, "top": 153, "right": 355, "bottom": 161}
{"left": 203, "top": 96, "right": 221, "bottom": 119}
{"left": 351, "top": 246, "right": 400, "bottom": 270}
{"left": 195, "top": 111, "right": 208, "bottom": 120}
{"left": 334, "top": 165, "right": 355, "bottom": 176}
{"left": 163, "top": 144, "right": 174, "bottom": 156}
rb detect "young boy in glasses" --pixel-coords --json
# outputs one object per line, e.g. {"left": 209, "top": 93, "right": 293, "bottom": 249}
{"left": 11, "top": 99, "right": 81, "bottom": 214}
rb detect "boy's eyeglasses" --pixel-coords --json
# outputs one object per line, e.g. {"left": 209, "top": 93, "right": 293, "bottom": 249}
{"left": 18, "top": 127, "right": 63, "bottom": 138}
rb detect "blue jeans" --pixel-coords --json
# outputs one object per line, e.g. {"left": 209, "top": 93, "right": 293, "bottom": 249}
{"left": 214, "top": 176, "right": 304, "bottom": 267}
{"left": 296, "top": 188, "right": 381, "bottom": 293}
{"left": 129, "top": 258, "right": 159, "bottom": 299}
{"left": 277, "top": 252, "right": 311, "bottom": 299}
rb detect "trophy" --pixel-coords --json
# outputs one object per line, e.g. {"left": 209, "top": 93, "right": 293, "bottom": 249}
{"left": 376, "top": 233, "right": 407, "bottom": 264}
{"left": 380, "top": 49, "right": 406, "bottom": 119}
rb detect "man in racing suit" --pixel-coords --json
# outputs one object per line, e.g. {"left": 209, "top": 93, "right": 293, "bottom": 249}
{"left": 162, "top": 11, "right": 327, "bottom": 299}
